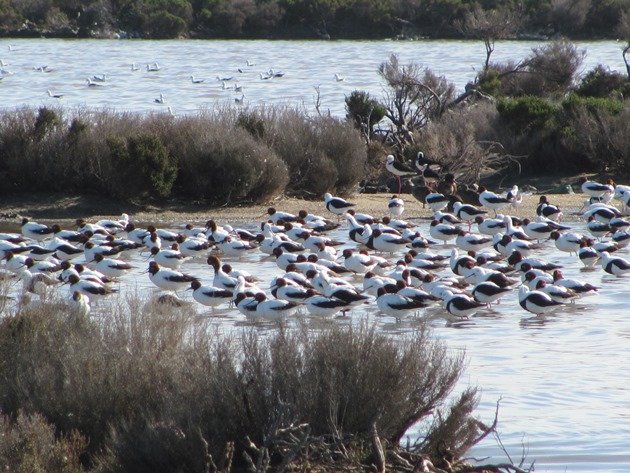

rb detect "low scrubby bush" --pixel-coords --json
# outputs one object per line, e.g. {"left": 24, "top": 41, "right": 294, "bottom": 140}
{"left": 0, "top": 411, "right": 86, "bottom": 472}
{"left": 256, "top": 108, "right": 367, "bottom": 197}
{"left": 575, "top": 65, "right": 630, "bottom": 99}
{"left": 497, "top": 96, "right": 559, "bottom": 132}
{"left": 0, "top": 106, "right": 365, "bottom": 202}
{"left": 0, "top": 296, "right": 481, "bottom": 471}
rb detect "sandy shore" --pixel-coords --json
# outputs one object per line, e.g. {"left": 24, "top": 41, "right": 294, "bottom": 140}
{"left": 0, "top": 192, "right": 589, "bottom": 230}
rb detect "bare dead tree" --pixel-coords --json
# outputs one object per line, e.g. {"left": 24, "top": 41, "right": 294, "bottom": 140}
{"left": 456, "top": 4, "right": 520, "bottom": 72}
{"left": 617, "top": 10, "right": 630, "bottom": 79}
{"left": 378, "top": 54, "right": 455, "bottom": 149}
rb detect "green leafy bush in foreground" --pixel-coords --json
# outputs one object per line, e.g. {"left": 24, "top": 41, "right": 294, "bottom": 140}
{"left": 0, "top": 296, "right": 485, "bottom": 472}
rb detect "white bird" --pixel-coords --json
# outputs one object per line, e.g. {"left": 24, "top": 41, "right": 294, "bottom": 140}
{"left": 440, "top": 289, "right": 484, "bottom": 318}
{"left": 146, "top": 262, "right": 196, "bottom": 292}
{"left": 304, "top": 291, "right": 349, "bottom": 317}
{"left": 334, "top": 73, "right": 345, "bottom": 81}
{"left": 518, "top": 286, "right": 563, "bottom": 316}
{"left": 579, "top": 177, "right": 614, "bottom": 199}
{"left": 68, "top": 291, "right": 91, "bottom": 317}
{"left": 21, "top": 218, "right": 54, "bottom": 241}
{"left": 47, "top": 89, "right": 63, "bottom": 98}
{"left": 254, "top": 293, "right": 299, "bottom": 321}
{"left": 324, "top": 193, "right": 356, "bottom": 216}
{"left": 478, "top": 187, "right": 512, "bottom": 216}
{"left": 429, "top": 220, "right": 461, "bottom": 244}
{"left": 154, "top": 93, "right": 165, "bottom": 104}
{"left": 190, "top": 280, "right": 233, "bottom": 308}
{"left": 190, "top": 75, "right": 204, "bottom": 83}
{"left": 600, "top": 251, "right": 630, "bottom": 276}
{"left": 376, "top": 288, "right": 426, "bottom": 320}
{"left": 234, "top": 94, "right": 245, "bottom": 104}
{"left": 388, "top": 195, "right": 405, "bottom": 216}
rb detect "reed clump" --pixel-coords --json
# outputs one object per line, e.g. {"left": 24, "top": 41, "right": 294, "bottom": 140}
{"left": 0, "top": 296, "right": 489, "bottom": 472}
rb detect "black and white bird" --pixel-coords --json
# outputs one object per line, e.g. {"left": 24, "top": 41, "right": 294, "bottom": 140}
{"left": 518, "top": 286, "right": 563, "bottom": 316}
{"left": 600, "top": 251, "right": 630, "bottom": 276}
{"left": 478, "top": 187, "right": 512, "bottom": 216}
{"left": 536, "top": 196, "right": 563, "bottom": 221}
{"left": 472, "top": 282, "right": 512, "bottom": 306}
{"left": 441, "top": 289, "right": 484, "bottom": 318}
{"left": 324, "top": 193, "right": 356, "bottom": 217}
{"left": 21, "top": 218, "right": 54, "bottom": 241}
{"left": 579, "top": 177, "right": 614, "bottom": 200}
{"left": 147, "top": 261, "right": 196, "bottom": 292}
{"left": 388, "top": 195, "right": 405, "bottom": 216}
{"left": 385, "top": 155, "right": 416, "bottom": 195}
{"left": 453, "top": 201, "right": 486, "bottom": 229}
{"left": 425, "top": 193, "right": 449, "bottom": 212}
{"left": 376, "top": 287, "right": 426, "bottom": 320}
{"left": 190, "top": 280, "right": 233, "bottom": 308}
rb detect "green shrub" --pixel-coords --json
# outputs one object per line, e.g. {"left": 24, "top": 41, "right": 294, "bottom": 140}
{"left": 497, "top": 96, "right": 559, "bottom": 132}
{"left": 345, "top": 90, "right": 386, "bottom": 136}
{"left": 263, "top": 109, "right": 367, "bottom": 197}
{"left": 575, "top": 65, "right": 630, "bottom": 99}
{"left": 106, "top": 133, "right": 177, "bottom": 199}
{"left": 33, "top": 107, "right": 60, "bottom": 140}
{"left": 562, "top": 93, "right": 624, "bottom": 116}
{"left": 146, "top": 10, "right": 188, "bottom": 38}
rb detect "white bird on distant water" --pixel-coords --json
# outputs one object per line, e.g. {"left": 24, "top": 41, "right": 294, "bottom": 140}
{"left": 86, "top": 77, "right": 102, "bottom": 87}
{"left": 334, "top": 73, "right": 345, "bottom": 82}
{"left": 234, "top": 94, "right": 245, "bottom": 104}
{"left": 154, "top": 93, "right": 165, "bottom": 104}
{"left": 147, "top": 62, "right": 160, "bottom": 72}
{"left": 190, "top": 75, "right": 204, "bottom": 83}
{"left": 47, "top": 89, "right": 63, "bottom": 98}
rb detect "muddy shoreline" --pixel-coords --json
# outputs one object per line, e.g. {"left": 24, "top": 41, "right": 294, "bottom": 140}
{"left": 0, "top": 192, "right": 587, "bottom": 230}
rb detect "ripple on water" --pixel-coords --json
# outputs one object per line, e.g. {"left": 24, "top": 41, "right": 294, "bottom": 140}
{"left": 1, "top": 216, "right": 630, "bottom": 472}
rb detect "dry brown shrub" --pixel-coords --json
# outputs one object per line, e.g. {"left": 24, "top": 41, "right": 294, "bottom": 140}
{"left": 0, "top": 296, "right": 477, "bottom": 471}
{"left": 0, "top": 411, "right": 86, "bottom": 472}
{"left": 419, "top": 102, "right": 514, "bottom": 183}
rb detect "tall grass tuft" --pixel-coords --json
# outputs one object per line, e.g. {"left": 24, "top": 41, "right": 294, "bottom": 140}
{"left": 0, "top": 296, "right": 478, "bottom": 471}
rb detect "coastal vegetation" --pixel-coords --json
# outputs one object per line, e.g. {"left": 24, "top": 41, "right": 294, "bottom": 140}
{"left": 2, "top": 38, "right": 628, "bottom": 205}
{"left": 0, "top": 294, "right": 496, "bottom": 472}
{"left": 1, "top": 0, "right": 629, "bottom": 40}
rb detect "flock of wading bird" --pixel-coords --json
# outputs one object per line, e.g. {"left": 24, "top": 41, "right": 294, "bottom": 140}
{"left": 1, "top": 153, "right": 630, "bottom": 322}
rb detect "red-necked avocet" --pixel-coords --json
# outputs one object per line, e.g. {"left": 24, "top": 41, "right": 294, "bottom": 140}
{"left": 147, "top": 261, "right": 196, "bottom": 292}
{"left": 190, "top": 280, "right": 233, "bottom": 308}
{"left": 518, "top": 286, "right": 563, "bottom": 316}
{"left": 21, "top": 218, "right": 54, "bottom": 241}
{"left": 600, "top": 251, "right": 630, "bottom": 276}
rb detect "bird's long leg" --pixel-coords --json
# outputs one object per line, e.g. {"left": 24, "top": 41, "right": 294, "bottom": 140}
{"left": 397, "top": 176, "right": 402, "bottom": 196}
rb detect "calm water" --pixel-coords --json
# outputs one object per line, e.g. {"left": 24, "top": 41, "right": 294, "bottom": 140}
{"left": 1, "top": 37, "right": 630, "bottom": 471}
{"left": 0, "top": 38, "right": 627, "bottom": 116}
{"left": 2, "top": 207, "right": 630, "bottom": 472}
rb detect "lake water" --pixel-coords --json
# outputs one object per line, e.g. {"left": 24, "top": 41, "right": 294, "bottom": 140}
{"left": 0, "top": 38, "right": 627, "bottom": 117}
{"left": 2, "top": 206, "right": 630, "bottom": 472}
{"left": 1, "top": 37, "right": 630, "bottom": 471}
